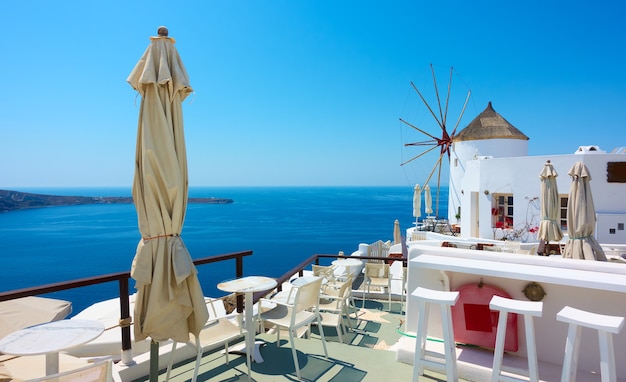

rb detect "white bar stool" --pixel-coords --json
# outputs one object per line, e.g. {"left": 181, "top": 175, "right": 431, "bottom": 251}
{"left": 489, "top": 295, "right": 543, "bottom": 382}
{"left": 411, "top": 287, "right": 460, "bottom": 382}
{"left": 556, "top": 306, "right": 624, "bottom": 382}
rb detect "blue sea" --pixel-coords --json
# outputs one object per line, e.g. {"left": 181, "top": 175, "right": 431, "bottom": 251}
{"left": 0, "top": 186, "right": 447, "bottom": 315}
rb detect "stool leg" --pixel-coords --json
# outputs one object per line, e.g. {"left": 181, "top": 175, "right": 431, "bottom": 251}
{"left": 440, "top": 303, "right": 458, "bottom": 382}
{"left": 491, "top": 310, "right": 508, "bottom": 382}
{"left": 412, "top": 300, "right": 430, "bottom": 382}
{"left": 561, "top": 323, "right": 582, "bottom": 382}
{"left": 523, "top": 314, "right": 539, "bottom": 382}
{"left": 597, "top": 330, "right": 617, "bottom": 382}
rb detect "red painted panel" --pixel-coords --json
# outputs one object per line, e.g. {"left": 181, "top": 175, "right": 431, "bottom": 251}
{"left": 451, "top": 283, "right": 518, "bottom": 352}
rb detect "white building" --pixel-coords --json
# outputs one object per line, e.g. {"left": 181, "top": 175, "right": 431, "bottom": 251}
{"left": 449, "top": 102, "right": 626, "bottom": 244}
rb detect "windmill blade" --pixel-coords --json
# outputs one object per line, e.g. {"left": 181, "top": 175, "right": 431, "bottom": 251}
{"left": 410, "top": 82, "right": 444, "bottom": 130}
{"left": 435, "top": 154, "right": 444, "bottom": 216}
{"left": 450, "top": 89, "right": 471, "bottom": 137}
{"left": 401, "top": 144, "right": 440, "bottom": 166}
{"left": 405, "top": 140, "right": 439, "bottom": 147}
{"left": 399, "top": 118, "right": 440, "bottom": 141}
{"left": 442, "top": 66, "right": 453, "bottom": 128}
{"left": 421, "top": 151, "right": 444, "bottom": 188}
{"left": 431, "top": 64, "right": 446, "bottom": 128}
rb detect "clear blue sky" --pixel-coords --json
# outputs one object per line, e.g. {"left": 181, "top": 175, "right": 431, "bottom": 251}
{"left": 1, "top": 1, "right": 624, "bottom": 188}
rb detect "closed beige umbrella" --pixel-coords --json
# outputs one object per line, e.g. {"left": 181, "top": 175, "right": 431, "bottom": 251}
{"left": 412, "top": 184, "right": 421, "bottom": 225}
{"left": 537, "top": 160, "right": 563, "bottom": 250}
{"left": 424, "top": 184, "right": 433, "bottom": 216}
{"left": 393, "top": 219, "right": 402, "bottom": 245}
{"left": 127, "top": 27, "right": 209, "bottom": 379}
{"left": 562, "top": 162, "right": 606, "bottom": 261}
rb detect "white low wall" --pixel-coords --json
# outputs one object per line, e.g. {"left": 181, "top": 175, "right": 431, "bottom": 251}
{"left": 405, "top": 243, "right": 626, "bottom": 378}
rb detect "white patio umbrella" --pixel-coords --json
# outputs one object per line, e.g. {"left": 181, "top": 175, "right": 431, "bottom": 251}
{"left": 424, "top": 184, "right": 433, "bottom": 216}
{"left": 537, "top": 160, "right": 563, "bottom": 249}
{"left": 412, "top": 184, "right": 421, "bottom": 225}
{"left": 128, "top": 27, "right": 209, "bottom": 380}
{"left": 562, "top": 162, "right": 607, "bottom": 261}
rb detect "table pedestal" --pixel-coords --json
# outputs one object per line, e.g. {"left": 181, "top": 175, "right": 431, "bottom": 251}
{"left": 217, "top": 276, "right": 277, "bottom": 364}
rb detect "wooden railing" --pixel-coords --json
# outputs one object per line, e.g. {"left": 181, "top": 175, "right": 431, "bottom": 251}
{"left": 0, "top": 250, "right": 253, "bottom": 356}
{"left": 0, "top": 250, "right": 406, "bottom": 357}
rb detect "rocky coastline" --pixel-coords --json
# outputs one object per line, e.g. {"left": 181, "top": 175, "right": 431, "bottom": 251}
{"left": 0, "top": 190, "right": 233, "bottom": 212}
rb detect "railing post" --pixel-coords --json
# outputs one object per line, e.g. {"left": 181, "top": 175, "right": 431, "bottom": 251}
{"left": 236, "top": 255, "right": 244, "bottom": 314}
{"left": 118, "top": 278, "right": 135, "bottom": 365}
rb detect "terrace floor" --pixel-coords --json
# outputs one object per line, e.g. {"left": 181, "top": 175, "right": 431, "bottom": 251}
{"left": 129, "top": 299, "right": 457, "bottom": 382}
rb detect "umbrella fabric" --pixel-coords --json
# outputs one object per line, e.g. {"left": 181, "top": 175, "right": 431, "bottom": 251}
{"left": 393, "top": 219, "right": 402, "bottom": 245}
{"left": 537, "top": 161, "right": 563, "bottom": 243}
{"left": 562, "top": 162, "right": 607, "bottom": 261}
{"left": 412, "top": 184, "right": 421, "bottom": 223}
{"left": 128, "top": 34, "right": 209, "bottom": 343}
{"left": 0, "top": 297, "right": 72, "bottom": 339}
{"left": 424, "top": 184, "right": 433, "bottom": 215}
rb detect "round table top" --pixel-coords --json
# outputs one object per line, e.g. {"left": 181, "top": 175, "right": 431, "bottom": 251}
{"left": 290, "top": 276, "right": 324, "bottom": 287}
{"left": 332, "top": 258, "right": 363, "bottom": 267}
{"left": 217, "top": 276, "right": 277, "bottom": 294}
{"left": 0, "top": 319, "right": 104, "bottom": 356}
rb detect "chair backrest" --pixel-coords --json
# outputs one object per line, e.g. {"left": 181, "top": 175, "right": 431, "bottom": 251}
{"left": 293, "top": 277, "right": 323, "bottom": 313}
{"left": 27, "top": 360, "right": 112, "bottom": 382}
{"left": 336, "top": 276, "right": 352, "bottom": 303}
{"left": 365, "top": 263, "right": 390, "bottom": 279}
{"left": 312, "top": 265, "right": 335, "bottom": 282}
{"left": 205, "top": 298, "right": 228, "bottom": 320}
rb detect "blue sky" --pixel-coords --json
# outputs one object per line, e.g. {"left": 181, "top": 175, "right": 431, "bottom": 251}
{"left": 1, "top": 1, "right": 625, "bottom": 188}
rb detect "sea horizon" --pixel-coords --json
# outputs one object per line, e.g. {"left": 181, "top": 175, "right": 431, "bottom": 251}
{"left": 0, "top": 186, "right": 448, "bottom": 314}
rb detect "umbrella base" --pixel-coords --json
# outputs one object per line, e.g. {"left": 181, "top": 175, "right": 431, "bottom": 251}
{"left": 537, "top": 240, "right": 561, "bottom": 256}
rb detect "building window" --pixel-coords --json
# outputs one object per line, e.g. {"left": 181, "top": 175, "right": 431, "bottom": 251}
{"left": 492, "top": 194, "right": 513, "bottom": 229}
{"left": 559, "top": 196, "right": 568, "bottom": 232}
{"left": 607, "top": 162, "right": 626, "bottom": 183}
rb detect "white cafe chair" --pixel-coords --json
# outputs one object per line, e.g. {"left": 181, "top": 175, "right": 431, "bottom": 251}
{"left": 166, "top": 298, "right": 251, "bottom": 382}
{"left": 258, "top": 277, "right": 329, "bottom": 380}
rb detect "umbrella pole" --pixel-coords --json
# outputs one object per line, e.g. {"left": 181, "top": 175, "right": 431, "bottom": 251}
{"left": 150, "top": 340, "right": 159, "bottom": 382}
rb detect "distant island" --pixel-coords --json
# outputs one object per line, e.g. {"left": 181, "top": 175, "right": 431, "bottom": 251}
{"left": 0, "top": 190, "right": 233, "bottom": 212}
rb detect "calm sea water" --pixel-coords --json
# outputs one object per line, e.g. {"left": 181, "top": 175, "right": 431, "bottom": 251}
{"left": 0, "top": 186, "right": 448, "bottom": 314}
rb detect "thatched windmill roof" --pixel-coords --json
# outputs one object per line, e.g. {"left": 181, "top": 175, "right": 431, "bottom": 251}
{"left": 454, "top": 102, "right": 528, "bottom": 142}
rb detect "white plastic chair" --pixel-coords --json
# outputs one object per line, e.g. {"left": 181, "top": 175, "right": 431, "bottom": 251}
{"left": 166, "top": 298, "right": 251, "bottom": 382}
{"left": 316, "top": 275, "right": 354, "bottom": 342}
{"left": 258, "top": 277, "right": 329, "bottom": 380}
{"left": 312, "top": 264, "right": 336, "bottom": 284}
{"left": 363, "top": 263, "right": 392, "bottom": 310}
{"left": 25, "top": 359, "right": 112, "bottom": 382}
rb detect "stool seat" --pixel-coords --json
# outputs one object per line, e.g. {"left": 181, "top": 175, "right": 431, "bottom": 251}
{"left": 413, "top": 287, "right": 460, "bottom": 305}
{"left": 489, "top": 296, "right": 543, "bottom": 382}
{"left": 557, "top": 306, "right": 624, "bottom": 333}
{"left": 412, "top": 287, "right": 459, "bottom": 382}
{"left": 490, "top": 295, "right": 543, "bottom": 316}
{"left": 557, "top": 306, "right": 624, "bottom": 382}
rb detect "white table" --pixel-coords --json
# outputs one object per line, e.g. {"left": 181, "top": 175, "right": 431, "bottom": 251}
{"left": 0, "top": 319, "right": 104, "bottom": 375}
{"left": 331, "top": 258, "right": 363, "bottom": 281}
{"left": 291, "top": 275, "right": 324, "bottom": 287}
{"left": 217, "top": 276, "right": 277, "bottom": 363}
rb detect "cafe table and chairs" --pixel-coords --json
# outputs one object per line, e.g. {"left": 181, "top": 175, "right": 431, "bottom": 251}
{"left": 217, "top": 275, "right": 277, "bottom": 364}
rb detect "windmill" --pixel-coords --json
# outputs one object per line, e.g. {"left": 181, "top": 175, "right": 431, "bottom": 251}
{"left": 400, "top": 65, "right": 471, "bottom": 218}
